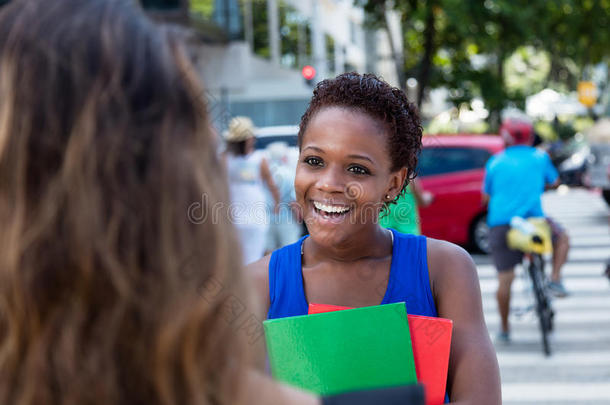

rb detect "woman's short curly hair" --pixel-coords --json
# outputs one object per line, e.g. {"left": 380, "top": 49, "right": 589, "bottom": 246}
{"left": 298, "top": 72, "right": 422, "bottom": 196}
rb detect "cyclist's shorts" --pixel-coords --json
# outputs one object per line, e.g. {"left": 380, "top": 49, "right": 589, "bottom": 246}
{"left": 489, "top": 218, "right": 566, "bottom": 272}
{"left": 489, "top": 225, "right": 523, "bottom": 271}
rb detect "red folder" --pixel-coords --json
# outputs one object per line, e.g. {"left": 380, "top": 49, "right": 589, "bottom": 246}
{"left": 308, "top": 303, "right": 452, "bottom": 405}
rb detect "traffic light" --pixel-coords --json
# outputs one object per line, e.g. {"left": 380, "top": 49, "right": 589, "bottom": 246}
{"left": 302, "top": 65, "right": 316, "bottom": 87}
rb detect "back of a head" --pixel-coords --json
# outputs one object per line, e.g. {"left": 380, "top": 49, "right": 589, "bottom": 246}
{"left": 499, "top": 118, "right": 534, "bottom": 146}
{"left": 0, "top": 1, "right": 250, "bottom": 404}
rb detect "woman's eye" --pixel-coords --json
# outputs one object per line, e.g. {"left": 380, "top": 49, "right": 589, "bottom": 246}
{"left": 348, "top": 165, "right": 370, "bottom": 175}
{"left": 304, "top": 156, "right": 323, "bottom": 166}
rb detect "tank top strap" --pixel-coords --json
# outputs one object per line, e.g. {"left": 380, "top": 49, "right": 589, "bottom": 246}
{"left": 384, "top": 230, "right": 438, "bottom": 317}
{"left": 267, "top": 236, "right": 309, "bottom": 320}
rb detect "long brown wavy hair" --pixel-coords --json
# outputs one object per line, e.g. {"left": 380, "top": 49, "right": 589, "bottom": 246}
{"left": 0, "top": 1, "right": 253, "bottom": 404}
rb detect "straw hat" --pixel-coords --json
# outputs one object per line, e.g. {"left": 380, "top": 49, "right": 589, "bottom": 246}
{"left": 224, "top": 116, "right": 256, "bottom": 142}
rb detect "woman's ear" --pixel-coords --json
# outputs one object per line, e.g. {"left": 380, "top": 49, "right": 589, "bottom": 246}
{"left": 386, "top": 167, "right": 408, "bottom": 199}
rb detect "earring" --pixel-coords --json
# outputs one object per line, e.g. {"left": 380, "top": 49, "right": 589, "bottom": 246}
{"left": 385, "top": 194, "right": 391, "bottom": 200}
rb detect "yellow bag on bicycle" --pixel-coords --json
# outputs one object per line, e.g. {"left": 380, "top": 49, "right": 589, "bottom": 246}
{"left": 507, "top": 217, "right": 553, "bottom": 255}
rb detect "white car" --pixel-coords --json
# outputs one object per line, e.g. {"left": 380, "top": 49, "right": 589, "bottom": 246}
{"left": 254, "top": 125, "right": 300, "bottom": 170}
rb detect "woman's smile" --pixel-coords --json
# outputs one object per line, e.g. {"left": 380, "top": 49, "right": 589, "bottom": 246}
{"left": 310, "top": 199, "right": 352, "bottom": 225}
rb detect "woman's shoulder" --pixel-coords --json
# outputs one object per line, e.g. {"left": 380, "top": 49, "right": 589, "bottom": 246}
{"left": 425, "top": 237, "right": 479, "bottom": 296}
{"left": 425, "top": 237, "right": 472, "bottom": 262}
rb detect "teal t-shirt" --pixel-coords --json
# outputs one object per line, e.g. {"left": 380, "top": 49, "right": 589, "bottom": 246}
{"left": 483, "top": 145, "right": 558, "bottom": 227}
{"left": 379, "top": 185, "right": 421, "bottom": 235}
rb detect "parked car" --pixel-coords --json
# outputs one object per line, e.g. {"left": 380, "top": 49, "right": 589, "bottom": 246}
{"left": 253, "top": 125, "right": 299, "bottom": 169}
{"left": 254, "top": 125, "right": 299, "bottom": 150}
{"left": 417, "top": 135, "right": 505, "bottom": 253}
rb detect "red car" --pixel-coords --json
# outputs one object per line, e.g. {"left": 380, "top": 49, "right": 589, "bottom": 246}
{"left": 418, "top": 135, "right": 504, "bottom": 253}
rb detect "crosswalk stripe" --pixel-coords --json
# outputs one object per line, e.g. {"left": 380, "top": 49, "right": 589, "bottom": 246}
{"left": 502, "top": 382, "right": 610, "bottom": 402}
{"left": 488, "top": 328, "right": 610, "bottom": 343}
{"left": 479, "top": 278, "right": 610, "bottom": 293}
{"left": 481, "top": 296, "right": 610, "bottom": 311}
{"left": 495, "top": 350, "right": 610, "bottom": 366}
{"left": 475, "top": 262, "right": 609, "bottom": 278}
{"left": 483, "top": 308, "right": 610, "bottom": 324}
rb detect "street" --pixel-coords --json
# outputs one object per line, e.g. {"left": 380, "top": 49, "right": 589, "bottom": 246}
{"left": 472, "top": 188, "right": 610, "bottom": 405}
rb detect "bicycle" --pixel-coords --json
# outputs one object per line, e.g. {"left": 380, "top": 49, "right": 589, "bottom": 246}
{"left": 507, "top": 217, "right": 555, "bottom": 356}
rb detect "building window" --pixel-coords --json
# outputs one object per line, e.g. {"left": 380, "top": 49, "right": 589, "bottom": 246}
{"left": 141, "top": 0, "right": 181, "bottom": 9}
{"left": 325, "top": 34, "right": 335, "bottom": 73}
{"left": 191, "top": 0, "right": 244, "bottom": 40}
{"left": 279, "top": 1, "right": 311, "bottom": 69}
{"left": 252, "top": 0, "right": 270, "bottom": 59}
{"left": 141, "top": 1, "right": 244, "bottom": 40}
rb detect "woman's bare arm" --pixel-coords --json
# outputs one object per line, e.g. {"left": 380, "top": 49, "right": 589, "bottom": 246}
{"left": 427, "top": 238, "right": 501, "bottom": 405}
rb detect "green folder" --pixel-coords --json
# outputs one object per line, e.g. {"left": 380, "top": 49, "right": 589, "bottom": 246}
{"left": 263, "top": 302, "right": 417, "bottom": 395}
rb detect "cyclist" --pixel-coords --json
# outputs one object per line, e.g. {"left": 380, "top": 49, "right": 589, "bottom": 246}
{"left": 482, "top": 118, "right": 570, "bottom": 343}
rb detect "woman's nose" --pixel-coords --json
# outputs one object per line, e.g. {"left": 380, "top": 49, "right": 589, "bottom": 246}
{"left": 316, "top": 165, "right": 345, "bottom": 193}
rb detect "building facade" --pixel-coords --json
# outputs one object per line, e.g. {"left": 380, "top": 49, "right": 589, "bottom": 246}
{"left": 142, "top": 0, "right": 400, "bottom": 128}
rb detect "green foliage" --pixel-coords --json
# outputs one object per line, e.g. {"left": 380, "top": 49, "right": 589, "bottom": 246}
{"left": 360, "top": 0, "right": 610, "bottom": 131}
{"left": 535, "top": 116, "right": 595, "bottom": 142}
{"left": 190, "top": 0, "right": 214, "bottom": 17}
{"left": 279, "top": 1, "right": 312, "bottom": 68}
{"left": 252, "top": 0, "right": 270, "bottom": 59}
{"left": 555, "top": 121, "right": 576, "bottom": 141}
{"left": 572, "top": 117, "right": 595, "bottom": 134}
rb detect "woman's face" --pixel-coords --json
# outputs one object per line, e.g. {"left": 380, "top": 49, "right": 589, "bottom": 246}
{"left": 295, "top": 107, "right": 405, "bottom": 246}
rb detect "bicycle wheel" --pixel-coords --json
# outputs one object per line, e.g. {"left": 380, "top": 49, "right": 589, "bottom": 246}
{"left": 528, "top": 254, "right": 553, "bottom": 356}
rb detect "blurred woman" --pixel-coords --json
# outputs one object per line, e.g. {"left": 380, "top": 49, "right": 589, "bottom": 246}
{"left": 223, "top": 117, "right": 280, "bottom": 264}
{"left": 0, "top": 1, "right": 316, "bottom": 404}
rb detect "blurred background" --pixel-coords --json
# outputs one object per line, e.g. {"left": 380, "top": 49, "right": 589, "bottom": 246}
{"left": 141, "top": 0, "right": 609, "bottom": 132}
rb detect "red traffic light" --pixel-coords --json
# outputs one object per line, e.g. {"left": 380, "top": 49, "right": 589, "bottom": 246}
{"left": 302, "top": 65, "right": 316, "bottom": 81}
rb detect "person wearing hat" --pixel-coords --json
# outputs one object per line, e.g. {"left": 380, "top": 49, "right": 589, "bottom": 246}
{"left": 223, "top": 116, "right": 280, "bottom": 265}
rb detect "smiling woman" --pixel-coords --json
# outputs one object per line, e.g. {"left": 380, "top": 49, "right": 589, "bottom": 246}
{"left": 249, "top": 72, "right": 501, "bottom": 405}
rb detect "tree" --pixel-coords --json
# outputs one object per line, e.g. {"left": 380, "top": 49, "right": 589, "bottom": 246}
{"left": 360, "top": 0, "right": 610, "bottom": 127}
{"left": 360, "top": 0, "right": 407, "bottom": 91}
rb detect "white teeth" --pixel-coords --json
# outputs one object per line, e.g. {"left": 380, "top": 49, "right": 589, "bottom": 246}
{"left": 313, "top": 201, "right": 350, "bottom": 214}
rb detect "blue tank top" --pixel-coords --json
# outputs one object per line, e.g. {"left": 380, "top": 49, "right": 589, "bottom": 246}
{"left": 267, "top": 228, "right": 438, "bottom": 320}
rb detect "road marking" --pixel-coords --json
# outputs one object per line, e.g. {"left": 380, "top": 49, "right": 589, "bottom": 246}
{"left": 479, "top": 278, "right": 610, "bottom": 293}
{"left": 481, "top": 295, "right": 610, "bottom": 310}
{"left": 489, "top": 328, "right": 610, "bottom": 343}
{"left": 475, "top": 262, "right": 609, "bottom": 278}
{"left": 496, "top": 351, "right": 610, "bottom": 367}
{"left": 483, "top": 308, "right": 610, "bottom": 324}
{"left": 502, "top": 382, "right": 610, "bottom": 401}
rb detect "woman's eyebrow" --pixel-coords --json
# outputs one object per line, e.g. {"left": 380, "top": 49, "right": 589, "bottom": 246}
{"left": 302, "top": 146, "right": 324, "bottom": 153}
{"left": 302, "top": 146, "right": 375, "bottom": 164}
{"left": 347, "top": 154, "right": 374, "bottom": 164}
